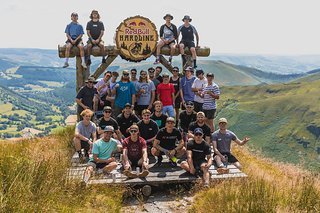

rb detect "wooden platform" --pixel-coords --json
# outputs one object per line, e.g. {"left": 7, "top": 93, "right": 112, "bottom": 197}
{"left": 68, "top": 152, "right": 247, "bottom": 186}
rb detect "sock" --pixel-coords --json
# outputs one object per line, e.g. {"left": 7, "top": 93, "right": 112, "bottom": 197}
{"left": 218, "top": 163, "right": 224, "bottom": 168}
{"left": 193, "top": 59, "right": 197, "bottom": 67}
{"left": 65, "top": 58, "right": 69, "bottom": 63}
{"left": 82, "top": 57, "right": 85, "bottom": 63}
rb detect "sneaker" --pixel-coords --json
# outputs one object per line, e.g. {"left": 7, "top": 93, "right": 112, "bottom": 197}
{"left": 154, "top": 59, "right": 160, "bottom": 64}
{"left": 63, "top": 62, "right": 69, "bottom": 68}
{"left": 168, "top": 57, "right": 172, "bottom": 65}
{"left": 203, "top": 182, "right": 210, "bottom": 188}
{"left": 96, "top": 169, "right": 104, "bottom": 175}
{"left": 102, "top": 58, "right": 106, "bottom": 64}
{"left": 154, "top": 156, "right": 163, "bottom": 167}
{"left": 123, "top": 170, "right": 138, "bottom": 179}
{"left": 81, "top": 62, "right": 87, "bottom": 69}
{"left": 217, "top": 167, "right": 229, "bottom": 174}
{"left": 138, "top": 170, "right": 149, "bottom": 178}
{"left": 169, "top": 160, "right": 177, "bottom": 167}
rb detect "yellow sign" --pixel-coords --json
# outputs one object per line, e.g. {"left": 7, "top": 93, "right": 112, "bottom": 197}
{"left": 115, "top": 16, "right": 158, "bottom": 62}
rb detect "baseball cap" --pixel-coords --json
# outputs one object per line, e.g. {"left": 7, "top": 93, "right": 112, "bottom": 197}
{"left": 103, "top": 106, "right": 112, "bottom": 111}
{"left": 218, "top": 118, "right": 228, "bottom": 124}
{"left": 194, "top": 128, "right": 203, "bottom": 135}
{"left": 148, "top": 67, "right": 155, "bottom": 72}
{"left": 207, "top": 73, "right": 214, "bottom": 77}
{"left": 185, "top": 101, "right": 194, "bottom": 106}
{"left": 184, "top": 66, "right": 194, "bottom": 72}
{"left": 166, "top": 117, "right": 175, "bottom": 123}
{"left": 124, "top": 103, "right": 132, "bottom": 108}
{"left": 162, "top": 73, "right": 170, "bottom": 77}
{"left": 104, "top": 125, "right": 114, "bottom": 132}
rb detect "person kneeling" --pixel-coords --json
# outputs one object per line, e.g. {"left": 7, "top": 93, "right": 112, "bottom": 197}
{"left": 122, "top": 125, "right": 149, "bottom": 178}
{"left": 83, "top": 126, "right": 122, "bottom": 183}
{"left": 180, "top": 128, "right": 212, "bottom": 187}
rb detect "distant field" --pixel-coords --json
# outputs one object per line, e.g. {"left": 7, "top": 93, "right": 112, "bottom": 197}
{"left": 47, "top": 115, "right": 64, "bottom": 122}
{"left": 0, "top": 103, "right": 12, "bottom": 113}
{"left": 0, "top": 126, "right": 17, "bottom": 134}
{"left": 39, "top": 81, "right": 64, "bottom": 87}
{"left": 23, "top": 84, "right": 53, "bottom": 92}
{"left": 2, "top": 109, "right": 28, "bottom": 117}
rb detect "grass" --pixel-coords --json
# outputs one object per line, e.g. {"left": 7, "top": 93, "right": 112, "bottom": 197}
{"left": 189, "top": 145, "right": 320, "bottom": 212}
{"left": 0, "top": 103, "right": 12, "bottom": 114}
{"left": 0, "top": 127, "right": 124, "bottom": 212}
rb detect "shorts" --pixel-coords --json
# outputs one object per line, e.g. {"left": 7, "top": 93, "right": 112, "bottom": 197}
{"left": 80, "top": 140, "right": 90, "bottom": 151}
{"left": 135, "top": 105, "right": 149, "bottom": 116}
{"left": 129, "top": 159, "right": 140, "bottom": 168}
{"left": 203, "top": 109, "right": 216, "bottom": 119}
{"left": 174, "top": 97, "right": 181, "bottom": 109}
{"left": 87, "top": 39, "right": 105, "bottom": 46}
{"left": 180, "top": 40, "right": 195, "bottom": 49}
{"left": 193, "top": 159, "right": 207, "bottom": 170}
{"left": 213, "top": 152, "right": 239, "bottom": 163}
{"left": 66, "top": 38, "right": 83, "bottom": 46}
{"left": 87, "top": 161, "right": 108, "bottom": 169}
{"left": 193, "top": 101, "right": 203, "bottom": 112}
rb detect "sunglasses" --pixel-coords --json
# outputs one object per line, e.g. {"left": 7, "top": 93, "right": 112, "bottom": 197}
{"left": 173, "top": 70, "right": 179, "bottom": 72}
{"left": 131, "top": 72, "right": 137, "bottom": 75}
{"left": 88, "top": 81, "right": 94, "bottom": 83}
{"left": 130, "top": 129, "right": 138, "bottom": 133}
{"left": 104, "top": 111, "right": 111, "bottom": 113}
{"left": 194, "top": 133, "right": 203, "bottom": 136}
{"left": 166, "top": 121, "right": 175, "bottom": 124}
{"left": 123, "top": 74, "right": 129, "bottom": 76}
{"left": 141, "top": 74, "right": 147, "bottom": 76}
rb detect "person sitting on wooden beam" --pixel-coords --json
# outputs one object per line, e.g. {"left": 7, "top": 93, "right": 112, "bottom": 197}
{"left": 154, "top": 13, "right": 178, "bottom": 65}
{"left": 85, "top": 10, "right": 106, "bottom": 66}
{"left": 63, "top": 12, "right": 86, "bottom": 69}
{"left": 177, "top": 15, "right": 200, "bottom": 68}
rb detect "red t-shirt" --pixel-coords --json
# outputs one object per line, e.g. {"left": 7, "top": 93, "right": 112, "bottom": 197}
{"left": 122, "top": 136, "right": 147, "bottom": 161}
{"left": 157, "top": 83, "right": 174, "bottom": 106}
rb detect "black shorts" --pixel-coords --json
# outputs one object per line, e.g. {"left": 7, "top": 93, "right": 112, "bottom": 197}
{"left": 88, "top": 161, "right": 108, "bottom": 169}
{"left": 193, "top": 159, "right": 207, "bottom": 170}
{"left": 174, "top": 97, "right": 181, "bottom": 109}
{"left": 180, "top": 40, "right": 195, "bottom": 49}
{"left": 193, "top": 101, "right": 203, "bottom": 112}
{"left": 86, "top": 39, "right": 105, "bottom": 46}
{"left": 214, "top": 152, "right": 238, "bottom": 163}
{"left": 203, "top": 109, "right": 216, "bottom": 119}
{"left": 130, "top": 159, "right": 140, "bottom": 167}
{"left": 66, "top": 38, "right": 83, "bottom": 46}
{"left": 80, "top": 140, "right": 90, "bottom": 151}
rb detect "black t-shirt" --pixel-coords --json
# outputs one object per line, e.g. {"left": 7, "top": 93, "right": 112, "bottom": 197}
{"left": 187, "top": 139, "right": 211, "bottom": 162}
{"left": 156, "top": 127, "right": 182, "bottom": 150}
{"left": 170, "top": 77, "right": 180, "bottom": 95}
{"left": 151, "top": 113, "right": 168, "bottom": 129}
{"left": 98, "top": 117, "right": 119, "bottom": 131}
{"left": 86, "top": 20, "right": 105, "bottom": 40}
{"left": 179, "top": 110, "right": 197, "bottom": 132}
{"left": 156, "top": 75, "right": 163, "bottom": 83}
{"left": 116, "top": 113, "right": 140, "bottom": 138}
{"left": 137, "top": 120, "right": 159, "bottom": 141}
{"left": 188, "top": 121, "right": 211, "bottom": 139}
{"left": 76, "top": 86, "right": 97, "bottom": 110}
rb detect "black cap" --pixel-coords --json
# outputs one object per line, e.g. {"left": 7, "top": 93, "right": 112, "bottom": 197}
{"left": 196, "top": 69, "right": 204, "bottom": 76}
{"left": 207, "top": 73, "right": 214, "bottom": 77}
{"left": 125, "top": 103, "right": 132, "bottom": 108}
{"left": 148, "top": 67, "right": 155, "bottom": 72}
{"left": 182, "top": 15, "right": 192, "bottom": 22}
{"left": 185, "top": 101, "right": 194, "bottom": 106}
{"left": 163, "top": 14, "right": 174, "bottom": 20}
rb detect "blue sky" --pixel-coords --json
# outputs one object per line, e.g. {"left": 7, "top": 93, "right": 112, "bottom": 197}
{"left": 0, "top": 0, "right": 319, "bottom": 54}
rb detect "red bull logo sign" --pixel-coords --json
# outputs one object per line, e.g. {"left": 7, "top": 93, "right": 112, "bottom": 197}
{"left": 115, "top": 16, "right": 158, "bottom": 62}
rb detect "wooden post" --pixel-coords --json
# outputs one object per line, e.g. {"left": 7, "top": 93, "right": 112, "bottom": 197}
{"left": 76, "top": 57, "right": 85, "bottom": 92}
{"left": 91, "top": 55, "right": 118, "bottom": 79}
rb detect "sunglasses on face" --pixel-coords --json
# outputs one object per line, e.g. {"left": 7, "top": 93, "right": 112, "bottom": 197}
{"left": 131, "top": 72, "right": 137, "bottom": 75}
{"left": 173, "top": 70, "right": 178, "bottom": 72}
{"left": 195, "top": 133, "right": 203, "bottom": 136}
{"left": 166, "top": 121, "right": 175, "bottom": 124}
{"left": 88, "top": 81, "right": 94, "bottom": 83}
{"left": 123, "top": 74, "right": 129, "bottom": 76}
{"left": 130, "top": 129, "right": 138, "bottom": 133}
{"left": 104, "top": 131, "right": 113, "bottom": 134}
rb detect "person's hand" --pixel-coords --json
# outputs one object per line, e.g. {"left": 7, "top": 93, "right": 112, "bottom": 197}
{"left": 83, "top": 105, "right": 89, "bottom": 109}
{"left": 168, "top": 149, "right": 176, "bottom": 158}
{"left": 220, "top": 155, "right": 226, "bottom": 162}
{"left": 71, "top": 39, "right": 76, "bottom": 45}
{"left": 99, "top": 100, "right": 104, "bottom": 106}
{"left": 147, "top": 104, "right": 152, "bottom": 110}
{"left": 140, "top": 88, "right": 145, "bottom": 94}
{"left": 142, "top": 161, "right": 149, "bottom": 170}
{"left": 243, "top": 137, "right": 250, "bottom": 143}
{"left": 190, "top": 167, "right": 196, "bottom": 174}
{"left": 108, "top": 157, "right": 115, "bottom": 163}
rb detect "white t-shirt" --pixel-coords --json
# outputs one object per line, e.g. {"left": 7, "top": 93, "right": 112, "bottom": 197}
{"left": 191, "top": 77, "right": 207, "bottom": 103}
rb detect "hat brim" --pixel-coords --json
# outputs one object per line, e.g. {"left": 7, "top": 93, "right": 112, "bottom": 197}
{"left": 85, "top": 80, "right": 98, "bottom": 84}
{"left": 182, "top": 18, "right": 192, "bottom": 22}
{"left": 163, "top": 15, "right": 173, "bottom": 20}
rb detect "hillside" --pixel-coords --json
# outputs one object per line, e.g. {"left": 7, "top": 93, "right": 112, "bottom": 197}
{"left": 215, "top": 72, "right": 320, "bottom": 170}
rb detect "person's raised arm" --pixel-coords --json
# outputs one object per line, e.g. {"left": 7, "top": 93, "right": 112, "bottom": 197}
{"left": 234, "top": 137, "right": 250, "bottom": 146}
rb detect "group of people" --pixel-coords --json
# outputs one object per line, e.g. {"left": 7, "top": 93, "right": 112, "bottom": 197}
{"left": 75, "top": 65, "right": 250, "bottom": 186}
{"left": 62, "top": 10, "right": 200, "bottom": 69}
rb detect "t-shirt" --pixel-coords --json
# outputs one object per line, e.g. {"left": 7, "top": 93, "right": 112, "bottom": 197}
{"left": 122, "top": 136, "right": 147, "bottom": 161}
{"left": 135, "top": 81, "right": 156, "bottom": 105}
{"left": 137, "top": 120, "right": 159, "bottom": 141}
{"left": 116, "top": 113, "right": 140, "bottom": 138}
{"left": 192, "top": 77, "right": 207, "bottom": 103}
{"left": 114, "top": 81, "right": 136, "bottom": 108}
{"left": 170, "top": 76, "right": 181, "bottom": 102}
{"left": 76, "top": 85, "right": 98, "bottom": 110}
{"left": 178, "top": 24, "right": 198, "bottom": 42}
{"left": 151, "top": 113, "right": 168, "bottom": 129}
{"left": 188, "top": 121, "right": 211, "bottom": 139}
{"left": 187, "top": 139, "right": 211, "bottom": 162}
{"left": 76, "top": 121, "right": 96, "bottom": 139}
{"left": 180, "top": 76, "right": 196, "bottom": 102}
{"left": 156, "top": 127, "right": 182, "bottom": 150}
{"left": 156, "top": 75, "right": 163, "bottom": 83}
{"left": 160, "top": 24, "right": 178, "bottom": 40}
{"left": 65, "top": 22, "right": 84, "bottom": 40}
{"left": 179, "top": 110, "right": 197, "bottom": 132}
{"left": 86, "top": 20, "right": 105, "bottom": 40}
{"left": 157, "top": 83, "right": 175, "bottom": 106}
{"left": 97, "top": 117, "right": 119, "bottom": 131}
{"left": 90, "top": 138, "right": 118, "bottom": 161}
{"left": 95, "top": 78, "right": 109, "bottom": 97}
{"left": 211, "top": 130, "right": 238, "bottom": 153}
{"left": 202, "top": 82, "right": 220, "bottom": 110}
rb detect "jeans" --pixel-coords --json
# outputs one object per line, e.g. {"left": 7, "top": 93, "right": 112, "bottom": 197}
{"left": 162, "top": 105, "right": 175, "bottom": 117}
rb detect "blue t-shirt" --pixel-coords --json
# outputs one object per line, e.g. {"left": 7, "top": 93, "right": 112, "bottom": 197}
{"left": 90, "top": 138, "right": 118, "bottom": 161}
{"left": 180, "top": 76, "right": 196, "bottom": 102}
{"left": 136, "top": 81, "right": 156, "bottom": 105}
{"left": 115, "top": 81, "right": 136, "bottom": 108}
{"left": 65, "top": 22, "right": 84, "bottom": 40}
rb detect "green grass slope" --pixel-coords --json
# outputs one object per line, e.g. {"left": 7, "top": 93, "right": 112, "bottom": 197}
{"left": 216, "top": 73, "right": 320, "bottom": 170}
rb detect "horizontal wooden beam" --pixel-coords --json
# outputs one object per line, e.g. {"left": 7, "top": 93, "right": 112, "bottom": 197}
{"left": 58, "top": 44, "right": 210, "bottom": 58}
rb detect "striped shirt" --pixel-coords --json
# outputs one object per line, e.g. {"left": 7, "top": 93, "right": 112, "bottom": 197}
{"left": 202, "top": 82, "right": 220, "bottom": 110}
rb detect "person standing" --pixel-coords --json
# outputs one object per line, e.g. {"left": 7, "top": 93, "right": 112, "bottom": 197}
{"left": 157, "top": 73, "right": 175, "bottom": 118}
{"left": 177, "top": 15, "right": 199, "bottom": 68}
{"left": 180, "top": 128, "right": 212, "bottom": 187}
{"left": 180, "top": 66, "right": 196, "bottom": 109}
{"left": 192, "top": 69, "right": 207, "bottom": 112}
{"left": 154, "top": 14, "right": 178, "bottom": 65}
{"left": 155, "top": 66, "right": 163, "bottom": 83}
{"left": 212, "top": 118, "right": 250, "bottom": 173}
{"left": 63, "top": 12, "right": 86, "bottom": 69}
{"left": 95, "top": 71, "right": 112, "bottom": 112}
{"left": 122, "top": 124, "right": 149, "bottom": 178}
{"left": 85, "top": 10, "right": 106, "bottom": 65}
{"left": 178, "top": 101, "right": 197, "bottom": 141}
{"left": 202, "top": 73, "right": 220, "bottom": 132}
{"left": 112, "top": 70, "right": 136, "bottom": 116}
{"left": 170, "top": 66, "right": 182, "bottom": 124}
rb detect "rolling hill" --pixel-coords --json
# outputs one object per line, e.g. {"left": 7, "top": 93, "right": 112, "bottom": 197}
{"left": 215, "top": 72, "right": 320, "bottom": 171}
